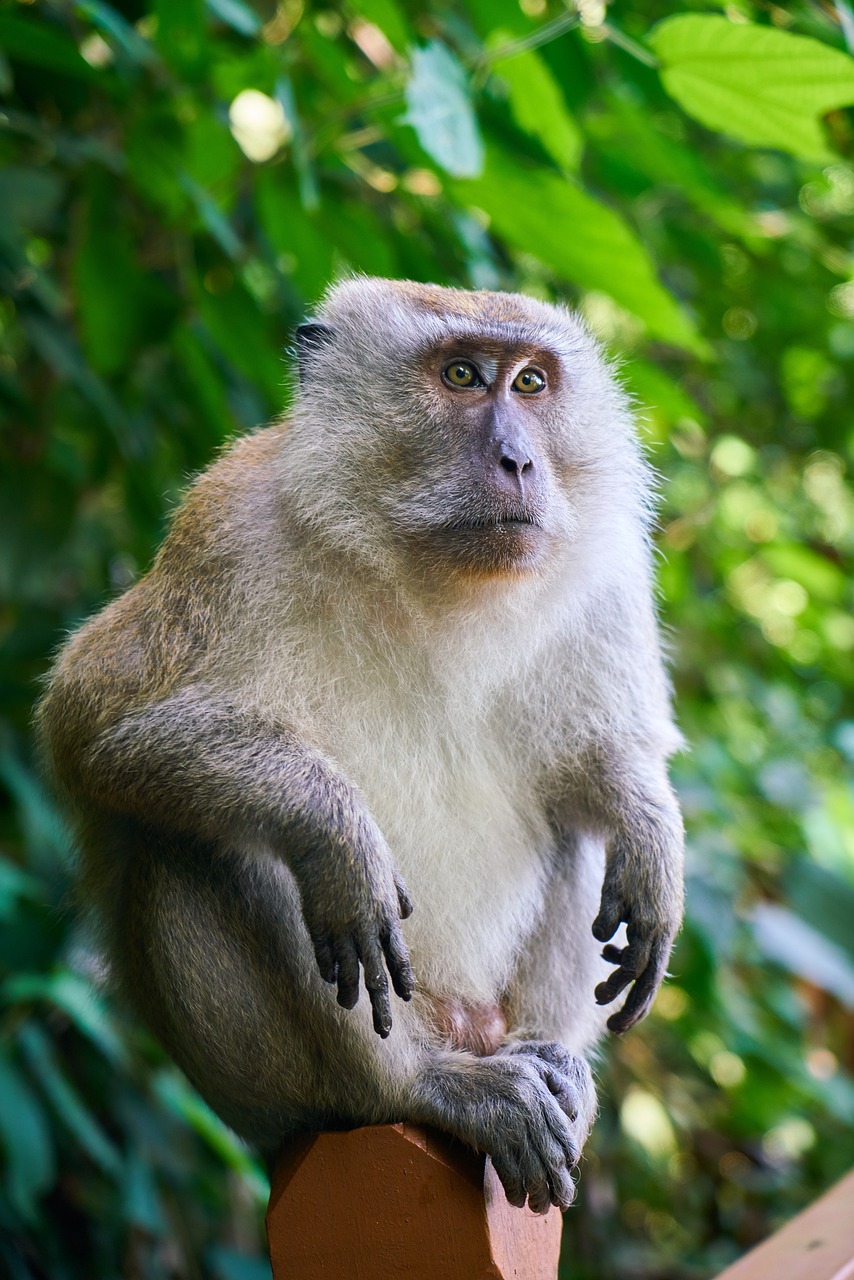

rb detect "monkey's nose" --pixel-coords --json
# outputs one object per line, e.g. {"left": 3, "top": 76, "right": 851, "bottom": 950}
{"left": 496, "top": 440, "right": 534, "bottom": 477}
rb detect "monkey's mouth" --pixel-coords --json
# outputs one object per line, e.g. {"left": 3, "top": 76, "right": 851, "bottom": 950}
{"left": 448, "top": 514, "right": 542, "bottom": 533}
{"left": 424, "top": 510, "right": 549, "bottom": 576}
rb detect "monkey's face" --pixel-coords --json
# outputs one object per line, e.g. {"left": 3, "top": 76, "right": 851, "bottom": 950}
{"left": 387, "top": 337, "right": 571, "bottom": 580}
{"left": 290, "top": 278, "right": 645, "bottom": 593}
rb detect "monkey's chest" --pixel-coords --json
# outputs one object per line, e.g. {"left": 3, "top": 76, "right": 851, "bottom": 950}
{"left": 331, "top": 722, "right": 552, "bottom": 1002}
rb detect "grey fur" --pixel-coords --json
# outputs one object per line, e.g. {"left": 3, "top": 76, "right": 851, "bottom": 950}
{"left": 37, "top": 278, "right": 684, "bottom": 1213}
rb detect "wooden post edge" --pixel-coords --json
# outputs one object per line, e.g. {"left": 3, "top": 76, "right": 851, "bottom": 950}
{"left": 266, "top": 1123, "right": 562, "bottom": 1280}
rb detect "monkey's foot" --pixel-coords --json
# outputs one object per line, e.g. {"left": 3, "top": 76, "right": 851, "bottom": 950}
{"left": 415, "top": 1047, "right": 595, "bottom": 1215}
{"left": 497, "top": 1040, "right": 596, "bottom": 1135}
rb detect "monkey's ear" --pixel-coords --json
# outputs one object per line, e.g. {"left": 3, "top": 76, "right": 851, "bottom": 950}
{"left": 295, "top": 322, "right": 334, "bottom": 382}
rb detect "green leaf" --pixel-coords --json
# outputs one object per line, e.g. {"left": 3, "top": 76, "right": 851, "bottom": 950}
{"left": 753, "top": 902, "right": 854, "bottom": 1006}
{"left": 0, "top": 856, "right": 41, "bottom": 922}
{"left": 275, "top": 76, "right": 318, "bottom": 211}
{"left": 2, "top": 971, "right": 129, "bottom": 1067}
{"left": 403, "top": 41, "right": 484, "bottom": 179}
{"left": 154, "top": 0, "right": 207, "bottom": 77}
{"left": 179, "top": 173, "right": 243, "bottom": 260}
{"left": 352, "top": 0, "right": 410, "bottom": 54}
{"left": 649, "top": 15, "right": 854, "bottom": 162}
{"left": 72, "top": 172, "right": 146, "bottom": 376}
{"left": 123, "top": 1148, "right": 167, "bottom": 1233}
{"left": 760, "top": 544, "right": 846, "bottom": 604}
{"left": 0, "top": 168, "right": 64, "bottom": 234}
{"left": 205, "top": 0, "right": 260, "bottom": 37}
{"left": 17, "top": 1023, "right": 122, "bottom": 1176}
{"left": 492, "top": 43, "right": 582, "bottom": 171}
{"left": 457, "top": 154, "right": 707, "bottom": 354}
{"left": 152, "top": 1071, "right": 268, "bottom": 1199}
{"left": 0, "top": 1046, "right": 55, "bottom": 1222}
{"left": 208, "top": 1247, "right": 272, "bottom": 1280}
{"left": 0, "top": 13, "right": 100, "bottom": 82}
{"left": 78, "top": 0, "right": 159, "bottom": 67}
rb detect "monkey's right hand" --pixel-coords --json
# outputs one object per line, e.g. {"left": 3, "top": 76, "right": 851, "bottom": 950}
{"left": 292, "top": 848, "right": 415, "bottom": 1039}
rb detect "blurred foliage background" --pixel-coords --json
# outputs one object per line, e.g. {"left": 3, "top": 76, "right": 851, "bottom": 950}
{"left": 2, "top": 0, "right": 854, "bottom": 1276}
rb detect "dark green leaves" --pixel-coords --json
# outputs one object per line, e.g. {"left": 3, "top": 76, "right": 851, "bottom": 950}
{"left": 3, "top": 3, "right": 854, "bottom": 1278}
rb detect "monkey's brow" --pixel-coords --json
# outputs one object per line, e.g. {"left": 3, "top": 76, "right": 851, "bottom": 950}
{"left": 419, "top": 326, "right": 559, "bottom": 360}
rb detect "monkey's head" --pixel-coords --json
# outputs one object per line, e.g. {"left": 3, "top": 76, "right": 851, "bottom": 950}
{"left": 287, "top": 277, "right": 650, "bottom": 599}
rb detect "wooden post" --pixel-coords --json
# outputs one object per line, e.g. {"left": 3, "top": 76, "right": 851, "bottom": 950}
{"left": 713, "top": 1168, "right": 854, "bottom": 1280}
{"left": 266, "top": 1123, "right": 562, "bottom": 1279}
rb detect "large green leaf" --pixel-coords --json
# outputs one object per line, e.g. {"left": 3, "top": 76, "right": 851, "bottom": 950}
{"left": 403, "top": 41, "right": 484, "bottom": 178}
{"left": 457, "top": 154, "right": 706, "bottom": 353}
{"left": 492, "top": 43, "right": 582, "bottom": 172}
{"left": 649, "top": 15, "right": 854, "bottom": 161}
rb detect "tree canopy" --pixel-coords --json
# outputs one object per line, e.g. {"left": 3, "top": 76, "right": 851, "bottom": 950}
{"left": 1, "top": 2, "right": 854, "bottom": 1277}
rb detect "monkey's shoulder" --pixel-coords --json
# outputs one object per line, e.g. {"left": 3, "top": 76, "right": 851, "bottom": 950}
{"left": 39, "top": 427, "right": 290, "bottom": 765}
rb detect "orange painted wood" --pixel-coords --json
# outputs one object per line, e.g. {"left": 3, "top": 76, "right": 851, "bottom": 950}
{"left": 714, "top": 1169, "right": 854, "bottom": 1280}
{"left": 266, "top": 1123, "right": 562, "bottom": 1279}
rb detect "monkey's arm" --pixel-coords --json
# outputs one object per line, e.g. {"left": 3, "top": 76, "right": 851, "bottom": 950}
{"left": 73, "top": 688, "right": 414, "bottom": 1036}
{"left": 577, "top": 751, "right": 684, "bottom": 1034}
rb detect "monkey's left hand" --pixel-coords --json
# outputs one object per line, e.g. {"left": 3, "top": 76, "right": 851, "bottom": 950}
{"left": 591, "top": 861, "right": 680, "bottom": 1034}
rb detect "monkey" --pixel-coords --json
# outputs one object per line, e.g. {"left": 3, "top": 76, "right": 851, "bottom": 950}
{"left": 37, "top": 277, "right": 684, "bottom": 1216}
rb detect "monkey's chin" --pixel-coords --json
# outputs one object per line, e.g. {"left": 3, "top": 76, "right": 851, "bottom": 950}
{"left": 422, "top": 520, "right": 552, "bottom": 580}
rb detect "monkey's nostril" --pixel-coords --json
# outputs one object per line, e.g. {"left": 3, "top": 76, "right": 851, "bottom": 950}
{"left": 499, "top": 453, "right": 534, "bottom": 476}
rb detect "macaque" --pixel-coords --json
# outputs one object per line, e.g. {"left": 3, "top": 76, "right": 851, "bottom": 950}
{"left": 38, "top": 278, "right": 684, "bottom": 1214}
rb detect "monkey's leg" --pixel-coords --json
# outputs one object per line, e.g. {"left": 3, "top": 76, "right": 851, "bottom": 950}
{"left": 81, "top": 690, "right": 414, "bottom": 1034}
{"left": 102, "top": 822, "right": 419, "bottom": 1151}
{"left": 104, "top": 822, "right": 589, "bottom": 1211}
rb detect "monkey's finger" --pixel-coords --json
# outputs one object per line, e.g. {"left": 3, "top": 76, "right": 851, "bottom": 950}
{"left": 536, "top": 1065, "right": 578, "bottom": 1122}
{"left": 491, "top": 1155, "right": 528, "bottom": 1210}
{"left": 600, "top": 944, "right": 627, "bottom": 965}
{"left": 312, "top": 937, "right": 337, "bottom": 985}
{"left": 381, "top": 921, "right": 415, "bottom": 1001}
{"left": 333, "top": 940, "right": 361, "bottom": 1010}
{"left": 606, "top": 939, "right": 671, "bottom": 1034}
{"left": 594, "top": 962, "right": 638, "bottom": 1007}
{"left": 592, "top": 895, "right": 625, "bottom": 943}
{"left": 394, "top": 872, "right": 414, "bottom": 919}
{"left": 356, "top": 935, "right": 394, "bottom": 1037}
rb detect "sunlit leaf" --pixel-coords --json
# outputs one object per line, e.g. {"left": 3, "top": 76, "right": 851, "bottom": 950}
{"left": 492, "top": 43, "right": 582, "bottom": 171}
{"left": 205, "top": 0, "right": 260, "bottom": 37}
{"left": 457, "top": 153, "right": 706, "bottom": 353}
{"left": 78, "top": 0, "right": 159, "bottom": 67}
{"left": 403, "top": 41, "right": 484, "bottom": 179}
{"left": 649, "top": 15, "right": 854, "bottom": 161}
{"left": 352, "top": 0, "right": 410, "bottom": 54}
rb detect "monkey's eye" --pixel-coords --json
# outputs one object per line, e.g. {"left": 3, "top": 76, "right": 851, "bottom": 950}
{"left": 443, "top": 361, "right": 483, "bottom": 389}
{"left": 512, "top": 368, "right": 546, "bottom": 394}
